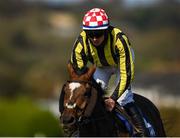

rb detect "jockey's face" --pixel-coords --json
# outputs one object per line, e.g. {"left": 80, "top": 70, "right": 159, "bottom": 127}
{"left": 86, "top": 30, "right": 105, "bottom": 46}
{"left": 89, "top": 35, "right": 105, "bottom": 46}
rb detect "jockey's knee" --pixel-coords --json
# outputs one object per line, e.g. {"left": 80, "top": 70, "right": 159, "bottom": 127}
{"left": 117, "top": 88, "right": 134, "bottom": 106}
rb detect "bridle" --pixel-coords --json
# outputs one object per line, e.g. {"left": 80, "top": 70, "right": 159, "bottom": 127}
{"left": 62, "top": 79, "right": 109, "bottom": 128}
{"left": 63, "top": 80, "right": 93, "bottom": 125}
{"left": 64, "top": 80, "right": 92, "bottom": 110}
{"left": 65, "top": 80, "right": 107, "bottom": 126}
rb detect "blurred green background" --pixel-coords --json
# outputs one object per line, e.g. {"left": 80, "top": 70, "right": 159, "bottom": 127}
{"left": 0, "top": 0, "right": 179, "bottom": 136}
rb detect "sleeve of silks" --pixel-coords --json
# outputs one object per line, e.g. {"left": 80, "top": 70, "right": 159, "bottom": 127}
{"left": 70, "top": 35, "right": 88, "bottom": 75}
{"left": 111, "top": 33, "right": 135, "bottom": 101}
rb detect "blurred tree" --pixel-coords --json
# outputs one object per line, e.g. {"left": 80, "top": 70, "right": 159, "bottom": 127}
{"left": 0, "top": 0, "right": 27, "bottom": 17}
{"left": 12, "top": 30, "right": 30, "bottom": 49}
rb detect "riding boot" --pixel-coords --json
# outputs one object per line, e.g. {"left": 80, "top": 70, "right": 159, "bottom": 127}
{"left": 123, "top": 102, "right": 149, "bottom": 137}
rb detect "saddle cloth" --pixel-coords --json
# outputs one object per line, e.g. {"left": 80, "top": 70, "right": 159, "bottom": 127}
{"left": 114, "top": 103, "right": 156, "bottom": 136}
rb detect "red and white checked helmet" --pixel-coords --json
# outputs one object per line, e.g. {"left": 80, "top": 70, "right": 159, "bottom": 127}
{"left": 82, "top": 8, "right": 109, "bottom": 30}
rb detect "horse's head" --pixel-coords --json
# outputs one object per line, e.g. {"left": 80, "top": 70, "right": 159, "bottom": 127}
{"left": 60, "top": 63, "right": 97, "bottom": 127}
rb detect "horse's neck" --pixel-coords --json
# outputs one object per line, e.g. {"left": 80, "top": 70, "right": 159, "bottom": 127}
{"left": 90, "top": 84, "right": 107, "bottom": 117}
{"left": 91, "top": 78, "right": 105, "bottom": 96}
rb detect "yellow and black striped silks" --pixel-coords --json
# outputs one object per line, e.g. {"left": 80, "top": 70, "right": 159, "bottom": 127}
{"left": 70, "top": 26, "right": 134, "bottom": 99}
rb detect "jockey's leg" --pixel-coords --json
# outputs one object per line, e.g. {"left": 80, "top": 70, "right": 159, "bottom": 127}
{"left": 113, "top": 62, "right": 148, "bottom": 136}
{"left": 93, "top": 66, "right": 148, "bottom": 136}
{"left": 117, "top": 88, "right": 149, "bottom": 137}
{"left": 93, "top": 66, "right": 116, "bottom": 91}
{"left": 123, "top": 102, "right": 149, "bottom": 137}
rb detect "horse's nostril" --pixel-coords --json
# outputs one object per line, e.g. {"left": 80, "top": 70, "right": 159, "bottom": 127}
{"left": 69, "top": 116, "right": 75, "bottom": 123}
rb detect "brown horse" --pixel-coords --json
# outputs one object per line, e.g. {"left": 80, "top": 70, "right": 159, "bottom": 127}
{"left": 59, "top": 63, "right": 166, "bottom": 137}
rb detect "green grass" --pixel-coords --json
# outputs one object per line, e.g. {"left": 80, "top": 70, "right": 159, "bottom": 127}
{"left": 0, "top": 97, "right": 63, "bottom": 137}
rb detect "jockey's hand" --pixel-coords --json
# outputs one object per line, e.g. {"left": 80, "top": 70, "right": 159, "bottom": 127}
{"left": 104, "top": 97, "right": 115, "bottom": 112}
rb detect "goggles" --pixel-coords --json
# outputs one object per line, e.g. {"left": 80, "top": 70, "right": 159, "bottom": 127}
{"left": 85, "top": 30, "right": 106, "bottom": 38}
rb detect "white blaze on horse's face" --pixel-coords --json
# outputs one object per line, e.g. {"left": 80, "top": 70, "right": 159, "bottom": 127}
{"left": 69, "top": 82, "right": 81, "bottom": 100}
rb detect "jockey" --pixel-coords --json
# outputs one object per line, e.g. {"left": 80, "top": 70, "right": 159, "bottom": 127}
{"left": 69, "top": 8, "right": 148, "bottom": 136}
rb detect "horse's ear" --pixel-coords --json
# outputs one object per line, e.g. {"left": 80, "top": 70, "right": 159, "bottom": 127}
{"left": 87, "top": 65, "right": 96, "bottom": 79}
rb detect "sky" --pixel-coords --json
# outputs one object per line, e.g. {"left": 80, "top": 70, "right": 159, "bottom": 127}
{"left": 26, "top": 0, "right": 159, "bottom": 5}
{"left": 122, "top": 0, "right": 161, "bottom": 7}
{"left": 24, "top": 0, "right": 161, "bottom": 7}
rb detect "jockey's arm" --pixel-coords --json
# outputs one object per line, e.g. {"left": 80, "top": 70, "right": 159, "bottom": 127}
{"left": 70, "top": 35, "right": 88, "bottom": 75}
{"left": 111, "top": 33, "right": 135, "bottom": 101}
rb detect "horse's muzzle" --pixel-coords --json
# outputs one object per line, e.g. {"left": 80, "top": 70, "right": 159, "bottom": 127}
{"left": 60, "top": 115, "right": 76, "bottom": 126}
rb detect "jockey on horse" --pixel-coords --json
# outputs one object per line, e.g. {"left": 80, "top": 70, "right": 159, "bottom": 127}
{"left": 69, "top": 8, "right": 148, "bottom": 136}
